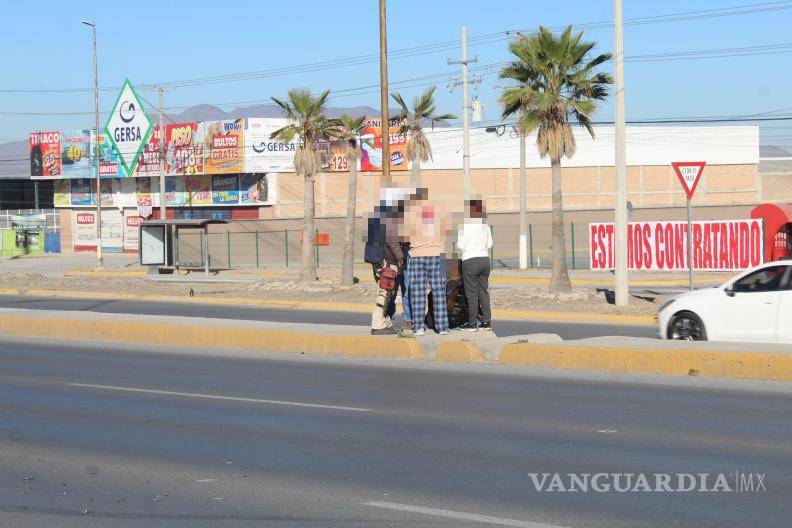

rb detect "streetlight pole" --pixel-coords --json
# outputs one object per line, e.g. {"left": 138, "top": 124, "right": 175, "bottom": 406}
{"left": 519, "top": 130, "right": 527, "bottom": 269}
{"left": 83, "top": 20, "right": 103, "bottom": 269}
{"left": 613, "top": 0, "right": 628, "bottom": 305}
{"left": 378, "top": 0, "right": 391, "bottom": 186}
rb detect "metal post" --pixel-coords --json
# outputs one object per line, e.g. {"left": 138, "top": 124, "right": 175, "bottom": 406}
{"left": 613, "top": 0, "right": 628, "bottom": 305}
{"left": 83, "top": 21, "right": 102, "bottom": 269}
{"left": 158, "top": 88, "right": 166, "bottom": 221}
{"left": 529, "top": 223, "right": 534, "bottom": 268}
{"left": 255, "top": 230, "right": 260, "bottom": 268}
{"left": 519, "top": 132, "right": 527, "bottom": 269}
{"left": 203, "top": 228, "right": 209, "bottom": 276}
{"left": 285, "top": 229, "right": 289, "bottom": 268}
{"left": 33, "top": 181, "right": 40, "bottom": 210}
{"left": 462, "top": 26, "right": 470, "bottom": 198}
{"left": 315, "top": 228, "right": 319, "bottom": 269}
{"left": 226, "top": 231, "right": 231, "bottom": 268}
{"left": 687, "top": 198, "right": 693, "bottom": 291}
{"left": 378, "top": 0, "right": 391, "bottom": 186}
{"left": 571, "top": 222, "right": 576, "bottom": 270}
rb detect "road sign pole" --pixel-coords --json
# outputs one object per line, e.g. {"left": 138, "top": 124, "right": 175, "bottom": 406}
{"left": 687, "top": 197, "right": 693, "bottom": 291}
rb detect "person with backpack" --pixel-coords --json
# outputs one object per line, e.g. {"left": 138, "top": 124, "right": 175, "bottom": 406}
{"left": 457, "top": 199, "right": 493, "bottom": 332}
{"left": 365, "top": 191, "right": 409, "bottom": 335}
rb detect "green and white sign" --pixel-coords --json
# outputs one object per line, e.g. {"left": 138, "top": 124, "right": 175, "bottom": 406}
{"left": 104, "top": 79, "right": 153, "bottom": 175}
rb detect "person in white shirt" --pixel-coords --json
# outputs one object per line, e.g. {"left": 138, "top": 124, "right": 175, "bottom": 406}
{"left": 456, "top": 199, "right": 493, "bottom": 331}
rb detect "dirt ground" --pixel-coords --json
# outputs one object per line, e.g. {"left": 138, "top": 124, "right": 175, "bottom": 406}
{"left": 0, "top": 272, "right": 659, "bottom": 316}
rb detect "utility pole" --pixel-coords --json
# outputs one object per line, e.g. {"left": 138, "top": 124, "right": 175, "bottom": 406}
{"left": 613, "top": 0, "right": 629, "bottom": 306}
{"left": 82, "top": 20, "right": 102, "bottom": 269}
{"left": 142, "top": 86, "right": 174, "bottom": 219}
{"left": 519, "top": 130, "right": 527, "bottom": 269}
{"left": 448, "top": 27, "right": 478, "bottom": 199}
{"left": 379, "top": 0, "right": 391, "bottom": 186}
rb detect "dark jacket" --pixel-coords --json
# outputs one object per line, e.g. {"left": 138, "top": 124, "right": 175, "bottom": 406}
{"left": 383, "top": 219, "right": 404, "bottom": 265}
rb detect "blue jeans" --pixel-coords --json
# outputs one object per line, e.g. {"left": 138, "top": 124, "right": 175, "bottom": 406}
{"left": 387, "top": 268, "right": 412, "bottom": 322}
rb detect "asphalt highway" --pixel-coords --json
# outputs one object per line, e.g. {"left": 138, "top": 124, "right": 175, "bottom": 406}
{"left": 0, "top": 338, "right": 790, "bottom": 527}
{"left": 0, "top": 294, "right": 656, "bottom": 340}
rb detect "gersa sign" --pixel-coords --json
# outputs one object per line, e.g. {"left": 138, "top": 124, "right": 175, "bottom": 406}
{"left": 105, "top": 79, "right": 153, "bottom": 175}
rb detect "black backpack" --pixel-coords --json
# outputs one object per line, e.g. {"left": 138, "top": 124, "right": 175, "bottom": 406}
{"left": 364, "top": 215, "right": 386, "bottom": 265}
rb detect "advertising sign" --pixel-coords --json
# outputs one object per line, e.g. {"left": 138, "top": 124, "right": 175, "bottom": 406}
{"left": 70, "top": 179, "right": 94, "bottom": 206}
{"left": 240, "top": 173, "right": 272, "bottom": 205}
{"left": 245, "top": 118, "right": 296, "bottom": 172}
{"left": 140, "top": 225, "right": 166, "bottom": 265}
{"left": 54, "top": 179, "right": 70, "bottom": 207}
{"left": 105, "top": 79, "right": 153, "bottom": 175}
{"left": 135, "top": 177, "right": 153, "bottom": 213}
{"left": 165, "top": 177, "right": 186, "bottom": 206}
{"left": 135, "top": 124, "right": 161, "bottom": 177}
{"left": 60, "top": 130, "right": 93, "bottom": 179}
{"left": 97, "top": 133, "right": 125, "bottom": 177}
{"left": 325, "top": 141, "right": 352, "bottom": 172}
{"left": 185, "top": 174, "right": 212, "bottom": 206}
{"left": 123, "top": 212, "right": 144, "bottom": 253}
{"left": 204, "top": 119, "right": 245, "bottom": 174}
{"left": 165, "top": 122, "right": 204, "bottom": 175}
{"left": 212, "top": 175, "right": 239, "bottom": 204}
{"left": 360, "top": 118, "right": 408, "bottom": 172}
{"left": 29, "top": 131, "right": 61, "bottom": 177}
{"left": 74, "top": 211, "right": 97, "bottom": 251}
{"left": 100, "top": 179, "right": 115, "bottom": 207}
{"left": 589, "top": 219, "right": 764, "bottom": 272}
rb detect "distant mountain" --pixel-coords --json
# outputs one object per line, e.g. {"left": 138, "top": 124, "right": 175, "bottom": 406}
{"left": 759, "top": 145, "right": 792, "bottom": 158}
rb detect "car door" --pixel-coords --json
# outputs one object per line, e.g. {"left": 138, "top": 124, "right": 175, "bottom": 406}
{"left": 775, "top": 266, "right": 792, "bottom": 343}
{"left": 717, "top": 265, "right": 787, "bottom": 342}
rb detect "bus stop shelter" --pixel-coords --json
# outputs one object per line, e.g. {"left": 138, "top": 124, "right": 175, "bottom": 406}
{"left": 140, "top": 219, "right": 228, "bottom": 275}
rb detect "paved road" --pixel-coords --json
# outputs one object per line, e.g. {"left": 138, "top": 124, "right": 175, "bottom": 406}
{"left": 0, "top": 294, "right": 656, "bottom": 340}
{"left": 1, "top": 338, "right": 790, "bottom": 527}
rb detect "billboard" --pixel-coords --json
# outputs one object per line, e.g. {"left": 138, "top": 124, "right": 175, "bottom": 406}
{"left": 360, "top": 118, "right": 408, "bottom": 172}
{"left": 589, "top": 220, "right": 764, "bottom": 271}
{"left": 185, "top": 174, "right": 212, "bottom": 206}
{"left": 165, "top": 177, "right": 186, "bottom": 206}
{"left": 204, "top": 119, "right": 245, "bottom": 174}
{"left": 60, "top": 130, "right": 93, "bottom": 179}
{"left": 135, "top": 124, "right": 161, "bottom": 178}
{"left": 54, "top": 179, "right": 70, "bottom": 207}
{"left": 97, "top": 133, "right": 126, "bottom": 177}
{"left": 245, "top": 118, "right": 296, "bottom": 172}
{"left": 70, "top": 179, "right": 94, "bottom": 206}
{"left": 212, "top": 174, "right": 239, "bottom": 204}
{"left": 240, "top": 173, "right": 274, "bottom": 205}
{"left": 165, "top": 122, "right": 204, "bottom": 175}
{"left": 29, "top": 131, "right": 61, "bottom": 177}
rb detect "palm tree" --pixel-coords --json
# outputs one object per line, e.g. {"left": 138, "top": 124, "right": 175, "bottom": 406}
{"left": 392, "top": 86, "right": 455, "bottom": 186}
{"left": 271, "top": 88, "right": 338, "bottom": 282}
{"left": 499, "top": 26, "right": 611, "bottom": 292}
{"left": 336, "top": 114, "right": 367, "bottom": 286}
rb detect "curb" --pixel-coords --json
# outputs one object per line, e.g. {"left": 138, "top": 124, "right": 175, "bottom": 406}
{"left": 499, "top": 342, "right": 792, "bottom": 382}
{"left": 0, "top": 315, "right": 424, "bottom": 361}
{"left": 435, "top": 341, "right": 485, "bottom": 363}
{"left": 0, "top": 288, "right": 655, "bottom": 326}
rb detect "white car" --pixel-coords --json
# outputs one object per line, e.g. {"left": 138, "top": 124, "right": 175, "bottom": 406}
{"left": 657, "top": 260, "right": 792, "bottom": 343}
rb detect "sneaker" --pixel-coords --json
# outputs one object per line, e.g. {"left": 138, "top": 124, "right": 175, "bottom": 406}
{"left": 459, "top": 322, "right": 478, "bottom": 332}
{"left": 479, "top": 322, "right": 492, "bottom": 331}
{"left": 413, "top": 328, "right": 426, "bottom": 336}
{"left": 371, "top": 327, "right": 397, "bottom": 335}
{"left": 438, "top": 330, "right": 450, "bottom": 335}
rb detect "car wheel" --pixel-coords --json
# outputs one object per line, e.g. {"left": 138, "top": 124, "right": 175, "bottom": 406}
{"left": 667, "top": 311, "right": 707, "bottom": 341}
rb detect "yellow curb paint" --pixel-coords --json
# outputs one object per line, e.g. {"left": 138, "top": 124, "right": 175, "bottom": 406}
{"left": 498, "top": 342, "right": 792, "bottom": 382}
{"left": 0, "top": 315, "right": 424, "bottom": 361}
{"left": 0, "top": 288, "right": 654, "bottom": 325}
{"left": 435, "top": 341, "right": 485, "bottom": 363}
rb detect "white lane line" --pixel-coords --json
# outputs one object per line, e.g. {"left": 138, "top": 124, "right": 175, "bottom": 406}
{"left": 364, "top": 501, "right": 570, "bottom": 528}
{"left": 67, "top": 383, "right": 372, "bottom": 413}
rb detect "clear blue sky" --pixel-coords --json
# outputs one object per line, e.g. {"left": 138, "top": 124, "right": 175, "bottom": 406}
{"left": 2, "top": 0, "right": 791, "bottom": 148}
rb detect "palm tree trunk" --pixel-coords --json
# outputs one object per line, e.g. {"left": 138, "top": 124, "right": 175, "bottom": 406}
{"left": 340, "top": 163, "right": 357, "bottom": 285}
{"left": 411, "top": 157, "right": 421, "bottom": 187}
{"left": 550, "top": 160, "right": 572, "bottom": 292}
{"left": 301, "top": 172, "right": 317, "bottom": 282}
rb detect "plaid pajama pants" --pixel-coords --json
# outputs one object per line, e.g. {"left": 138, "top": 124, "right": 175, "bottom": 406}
{"left": 406, "top": 255, "right": 448, "bottom": 333}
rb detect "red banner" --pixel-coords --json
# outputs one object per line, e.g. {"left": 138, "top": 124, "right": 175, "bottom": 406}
{"left": 29, "top": 131, "right": 62, "bottom": 177}
{"left": 589, "top": 220, "right": 764, "bottom": 271}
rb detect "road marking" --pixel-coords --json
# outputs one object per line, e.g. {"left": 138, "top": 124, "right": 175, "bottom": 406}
{"left": 67, "top": 383, "right": 372, "bottom": 413}
{"left": 363, "top": 501, "right": 569, "bottom": 528}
